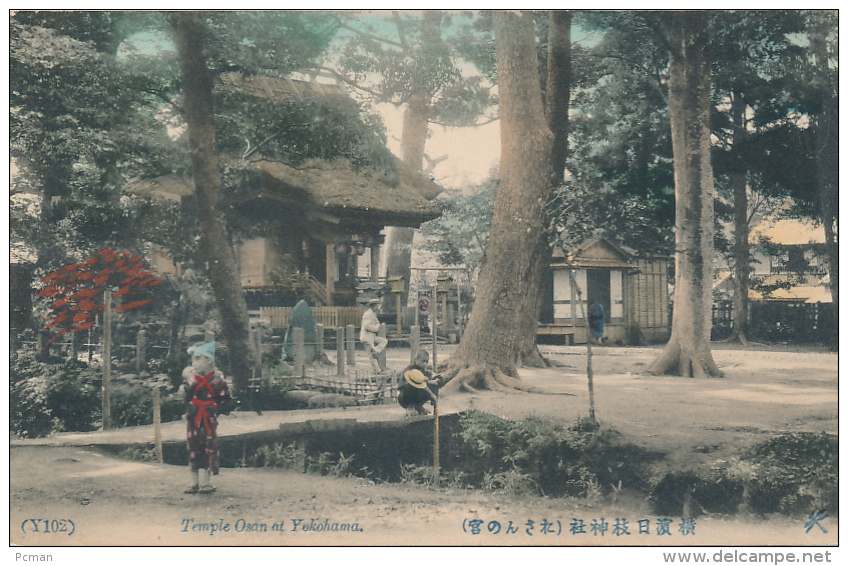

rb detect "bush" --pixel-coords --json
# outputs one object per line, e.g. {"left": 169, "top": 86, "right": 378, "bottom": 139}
{"left": 652, "top": 432, "right": 839, "bottom": 518}
{"left": 651, "top": 471, "right": 744, "bottom": 516}
{"left": 11, "top": 349, "right": 56, "bottom": 438}
{"left": 729, "top": 432, "right": 838, "bottom": 516}
{"left": 249, "top": 442, "right": 355, "bottom": 477}
{"left": 111, "top": 385, "right": 185, "bottom": 427}
{"left": 11, "top": 349, "right": 102, "bottom": 437}
{"left": 453, "top": 412, "right": 660, "bottom": 497}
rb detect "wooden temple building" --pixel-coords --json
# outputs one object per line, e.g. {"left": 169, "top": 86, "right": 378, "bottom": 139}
{"left": 124, "top": 72, "right": 444, "bottom": 313}
{"left": 537, "top": 238, "right": 670, "bottom": 344}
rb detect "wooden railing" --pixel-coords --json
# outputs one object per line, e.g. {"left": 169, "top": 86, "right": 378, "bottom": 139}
{"left": 307, "top": 275, "right": 329, "bottom": 306}
{"left": 260, "top": 306, "right": 363, "bottom": 329}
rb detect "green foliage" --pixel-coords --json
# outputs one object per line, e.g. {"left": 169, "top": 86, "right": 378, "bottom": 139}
{"left": 421, "top": 183, "right": 494, "bottom": 272}
{"left": 214, "top": 91, "right": 396, "bottom": 176}
{"left": 332, "top": 11, "right": 495, "bottom": 126}
{"left": 249, "top": 442, "right": 355, "bottom": 477}
{"left": 10, "top": 349, "right": 102, "bottom": 437}
{"left": 651, "top": 470, "right": 744, "bottom": 516}
{"left": 399, "top": 464, "right": 465, "bottom": 489}
{"left": 118, "top": 445, "right": 159, "bottom": 463}
{"left": 110, "top": 384, "right": 183, "bottom": 428}
{"left": 10, "top": 349, "right": 57, "bottom": 438}
{"left": 653, "top": 432, "right": 838, "bottom": 517}
{"left": 729, "top": 432, "right": 838, "bottom": 515}
{"left": 199, "top": 11, "right": 339, "bottom": 78}
{"left": 453, "top": 412, "right": 658, "bottom": 497}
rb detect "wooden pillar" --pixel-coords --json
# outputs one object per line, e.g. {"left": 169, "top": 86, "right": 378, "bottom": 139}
{"left": 102, "top": 292, "right": 112, "bottom": 430}
{"left": 316, "top": 323, "right": 325, "bottom": 361}
{"left": 345, "top": 324, "right": 355, "bottom": 365}
{"left": 395, "top": 292, "right": 403, "bottom": 336}
{"left": 370, "top": 245, "right": 380, "bottom": 283}
{"left": 336, "top": 327, "right": 345, "bottom": 376}
{"left": 410, "top": 325, "right": 420, "bottom": 364}
{"left": 152, "top": 387, "right": 163, "bottom": 463}
{"left": 325, "top": 243, "right": 335, "bottom": 305}
{"left": 136, "top": 329, "right": 147, "bottom": 376}
{"left": 377, "top": 324, "right": 387, "bottom": 372}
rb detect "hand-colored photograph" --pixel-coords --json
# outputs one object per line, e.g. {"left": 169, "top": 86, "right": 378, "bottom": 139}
{"left": 8, "top": 7, "right": 838, "bottom": 557}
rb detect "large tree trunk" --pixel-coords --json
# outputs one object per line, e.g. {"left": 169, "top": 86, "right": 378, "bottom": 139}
{"left": 170, "top": 12, "right": 259, "bottom": 407}
{"left": 440, "top": 11, "right": 554, "bottom": 394}
{"left": 513, "top": 9, "right": 573, "bottom": 368}
{"left": 727, "top": 92, "right": 750, "bottom": 344}
{"left": 648, "top": 12, "right": 722, "bottom": 378}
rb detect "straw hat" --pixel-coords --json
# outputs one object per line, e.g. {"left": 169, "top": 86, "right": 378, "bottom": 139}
{"left": 403, "top": 369, "right": 428, "bottom": 389}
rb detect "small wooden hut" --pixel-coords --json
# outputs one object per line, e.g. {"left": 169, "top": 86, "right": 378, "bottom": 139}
{"left": 538, "top": 238, "right": 669, "bottom": 344}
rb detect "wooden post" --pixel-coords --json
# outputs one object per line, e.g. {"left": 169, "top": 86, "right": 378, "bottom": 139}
{"left": 410, "top": 325, "right": 420, "bottom": 364}
{"left": 325, "top": 243, "right": 335, "bottom": 305}
{"left": 336, "top": 327, "right": 345, "bottom": 377}
{"left": 316, "top": 323, "right": 325, "bottom": 361}
{"left": 395, "top": 293, "right": 402, "bottom": 337}
{"left": 433, "top": 396, "right": 440, "bottom": 484}
{"left": 102, "top": 291, "right": 112, "bottom": 430}
{"left": 152, "top": 387, "right": 163, "bottom": 463}
{"left": 136, "top": 329, "right": 147, "bottom": 376}
{"left": 441, "top": 292, "right": 448, "bottom": 336}
{"left": 377, "top": 324, "right": 387, "bottom": 372}
{"left": 345, "top": 324, "right": 355, "bottom": 365}
{"left": 293, "top": 326, "right": 305, "bottom": 378}
{"left": 251, "top": 328, "right": 263, "bottom": 383}
{"left": 431, "top": 286, "right": 438, "bottom": 370}
{"left": 457, "top": 277, "right": 465, "bottom": 339}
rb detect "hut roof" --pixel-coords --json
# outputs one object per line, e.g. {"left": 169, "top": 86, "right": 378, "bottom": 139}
{"left": 551, "top": 238, "right": 636, "bottom": 269}
{"left": 123, "top": 175, "right": 193, "bottom": 202}
{"left": 123, "top": 156, "right": 442, "bottom": 228}
{"left": 249, "top": 157, "right": 442, "bottom": 226}
{"left": 215, "top": 73, "right": 347, "bottom": 101}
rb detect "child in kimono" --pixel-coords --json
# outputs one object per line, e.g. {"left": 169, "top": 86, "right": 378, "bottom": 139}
{"left": 181, "top": 341, "right": 232, "bottom": 494}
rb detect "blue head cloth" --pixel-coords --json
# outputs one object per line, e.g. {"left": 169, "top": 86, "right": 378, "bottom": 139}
{"left": 187, "top": 341, "right": 216, "bottom": 361}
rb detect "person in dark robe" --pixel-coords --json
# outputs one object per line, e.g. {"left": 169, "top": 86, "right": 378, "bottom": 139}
{"left": 181, "top": 341, "right": 232, "bottom": 494}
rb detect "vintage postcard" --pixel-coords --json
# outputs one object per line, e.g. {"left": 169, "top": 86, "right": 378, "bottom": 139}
{"left": 8, "top": 7, "right": 838, "bottom": 559}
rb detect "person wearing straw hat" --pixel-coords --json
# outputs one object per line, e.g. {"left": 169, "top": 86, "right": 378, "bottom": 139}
{"left": 397, "top": 349, "right": 440, "bottom": 416}
{"left": 360, "top": 298, "right": 388, "bottom": 372}
{"left": 181, "top": 341, "right": 232, "bottom": 494}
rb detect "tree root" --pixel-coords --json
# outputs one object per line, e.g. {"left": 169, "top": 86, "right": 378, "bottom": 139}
{"left": 439, "top": 359, "right": 548, "bottom": 395}
{"left": 646, "top": 341, "right": 723, "bottom": 378}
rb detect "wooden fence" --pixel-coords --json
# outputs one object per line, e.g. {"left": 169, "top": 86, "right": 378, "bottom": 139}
{"left": 711, "top": 300, "right": 837, "bottom": 344}
{"left": 260, "top": 306, "right": 363, "bottom": 329}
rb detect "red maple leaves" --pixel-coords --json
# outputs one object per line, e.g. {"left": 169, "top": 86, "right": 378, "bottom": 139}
{"left": 38, "top": 249, "right": 164, "bottom": 346}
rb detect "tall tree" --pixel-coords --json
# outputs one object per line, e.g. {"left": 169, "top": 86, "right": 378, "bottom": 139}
{"left": 440, "top": 11, "right": 554, "bottom": 393}
{"left": 806, "top": 10, "right": 838, "bottom": 316}
{"left": 168, "top": 11, "right": 259, "bottom": 406}
{"left": 382, "top": 11, "right": 443, "bottom": 311}
{"left": 648, "top": 12, "right": 722, "bottom": 378}
{"left": 708, "top": 10, "right": 807, "bottom": 344}
{"left": 329, "top": 11, "right": 494, "bottom": 309}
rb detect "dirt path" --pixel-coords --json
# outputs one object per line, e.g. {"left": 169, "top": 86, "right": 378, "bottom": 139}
{"left": 9, "top": 345, "right": 838, "bottom": 547}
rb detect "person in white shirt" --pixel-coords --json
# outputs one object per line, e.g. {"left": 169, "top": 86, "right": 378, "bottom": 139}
{"left": 360, "top": 298, "right": 388, "bottom": 372}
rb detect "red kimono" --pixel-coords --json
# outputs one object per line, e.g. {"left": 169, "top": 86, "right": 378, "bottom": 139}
{"left": 185, "top": 371, "right": 231, "bottom": 474}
